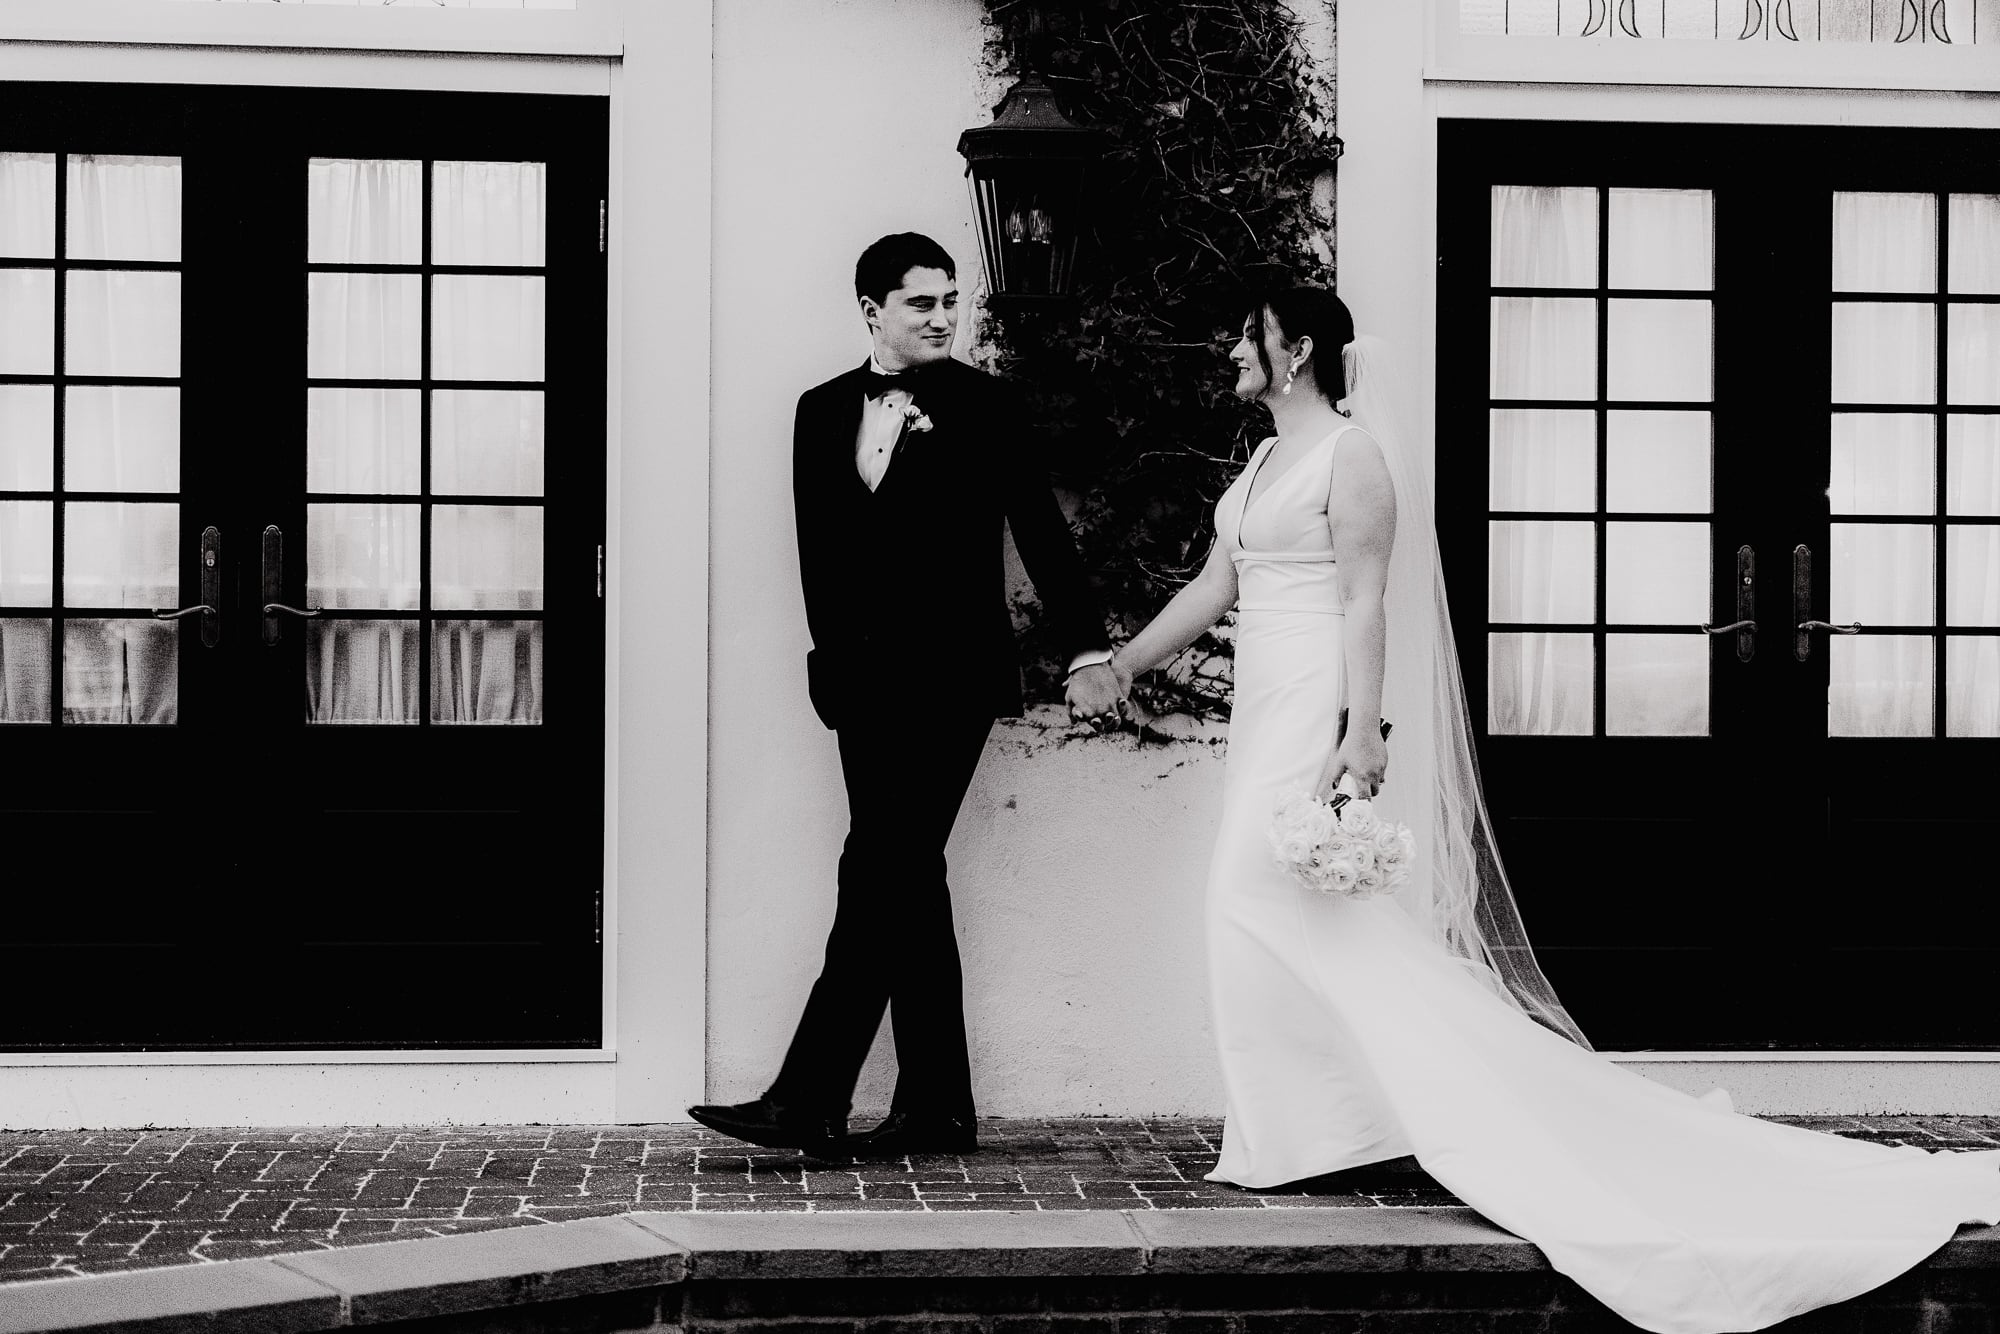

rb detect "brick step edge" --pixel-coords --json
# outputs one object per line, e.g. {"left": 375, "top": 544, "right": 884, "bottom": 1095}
{"left": 2, "top": 1210, "right": 1997, "bottom": 1334}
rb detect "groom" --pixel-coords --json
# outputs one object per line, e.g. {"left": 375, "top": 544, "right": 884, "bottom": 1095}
{"left": 689, "top": 232, "right": 1124, "bottom": 1157}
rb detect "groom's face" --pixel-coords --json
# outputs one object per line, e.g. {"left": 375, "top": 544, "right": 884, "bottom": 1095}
{"left": 864, "top": 266, "right": 958, "bottom": 370}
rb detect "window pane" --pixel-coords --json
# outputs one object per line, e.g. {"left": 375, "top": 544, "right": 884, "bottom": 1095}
{"left": 432, "top": 161, "right": 546, "bottom": 267}
{"left": 0, "top": 501, "right": 52, "bottom": 606}
{"left": 1607, "top": 299, "right": 1711, "bottom": 402}
{"left": 307, "top": 502, "right": 420, "bottom": 610}
{"left": 1606, "top": 633, "right": 1707, "bottom": 736}
{"left": 0, "top": 385, "right": 55, "bottom": 491}
{"left": 66, "top": 156, "right": 181, "bottom": 263}
{"left": 64, "top": 501, "right": 176, "bottom": 609}
{"left": 1832, "top": 192, "right": 1935, "bottom": 293}
{"left": 433, "top": 619, "right": 542, "bottom": 725}
{"left": 1832, "top": 303, "right": 1935, "bottom": 405}
{"left": 0, "top": 153, "right": 56, "bottom": 259}
{"left": 1607, "top": 411, "right": 1710, "bottom": 513}
{"left": 1489, "top": 409, "right": 1593, "bottom": 512}
{"left": 1488, "top": 632, "right": 1592, "bottom": 736}
{"left": 1946, "top": 305, "right": 2000, "bottom": 406}
{"left": 307, "top": 388, "right": 419, "bottom": 495}
{"left": 433, "top": 390, "right": 544, "bottom": 496}
{"left": 1947, "top": 526, "right": 2000, "bottom": 628}
{"left": 1608, "top": 189, "right": 1712, "bottom": 291}
{"left": 1829, "top": 413, "right": 1933, "bottom": 516}
{"left": 0, "top": 270, "right": 55, "bottom": 375}
{"left": 1946, "top": 415, "right": 2000, "bottom": 516}
{"left": 1490, "top": 297, "right": 1596, "bottom": 400}
{"left": 308, "top": 159, "right": 421, "bottom": 265}
{"left": 66, "top": 387, "right": 179, "bottom": 493}
{"left": 62, "top": 618, "right": 175, "bottom": 725}
{"left": 0, "top": 619, "right": 50, "bottom": 722}
{"left": 1947, "top": 636, "right": 2000, "bottom": 737}
{"left": 1491, "top": 186, "right": 1597, "bottom": 288}
{"left": 1829, "top": 635, "right": 1932, "bottom": 738}
{"left": 1607, "top": 522, "right": 1708, "bottom": 625}
{"left": 1947, "top": 195, "right": 2000, "bottom": 295}
{"left": 306, "top": 619, "right": 419, "bottom": 724}
{"left": 431, "top": 275, "right": 544, "bottom": 381}
{"left": 307, "top": 274, "right": 421, "bottom": 380}
{"left": 1489, "top": 520, "right": 1594, "bottom": 623}
{"left": 432, "top": 504, "right": 543, "bottom": 611}
{"left": 66, "top": 271, "right": 180, "bottom": 378}
{"left": 1831, "top": 522, "right": 1933, "bottom": 627}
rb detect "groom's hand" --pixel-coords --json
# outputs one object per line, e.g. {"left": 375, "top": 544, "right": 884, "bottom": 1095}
{"left": 1065, "top": 663, "right": 1128, "bottom": 733}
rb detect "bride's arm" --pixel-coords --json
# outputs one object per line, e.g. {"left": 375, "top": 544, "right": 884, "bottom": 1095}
{"left": 1320, "top": 429, "right": 1398, "bottom": 797}
{"left": 1107, "top": 533, "right": 1239, "bottom": 693}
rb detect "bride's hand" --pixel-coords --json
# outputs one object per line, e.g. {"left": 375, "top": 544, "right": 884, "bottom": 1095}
{"left": 1317, "top": 731, "right": 1389, "bottom": 800}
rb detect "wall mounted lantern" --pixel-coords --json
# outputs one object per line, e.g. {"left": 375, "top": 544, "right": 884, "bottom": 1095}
{"left": 956, "top": 75, "right": 1108, "bottom": 308}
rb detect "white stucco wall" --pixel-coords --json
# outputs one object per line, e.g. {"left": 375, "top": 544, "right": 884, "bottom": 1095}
{"left": 705, "top": 0, "right": 1232, "bottom": 1117}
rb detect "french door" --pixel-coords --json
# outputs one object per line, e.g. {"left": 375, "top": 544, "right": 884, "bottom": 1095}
{"left": 1439, "top": 121, "right": 2000, "bottom": 1051}
{"left": 0, "top": 85, "right": 607, "bottom": 1050}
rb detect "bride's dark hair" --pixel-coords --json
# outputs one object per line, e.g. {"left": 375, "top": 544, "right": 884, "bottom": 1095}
{"left": 1246, "top": 286, "right": 1356, "bottom": 403}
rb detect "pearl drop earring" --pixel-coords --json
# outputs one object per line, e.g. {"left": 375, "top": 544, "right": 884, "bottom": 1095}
{"left": 1280, "top": 364, "right": 1296, "bottom": 396}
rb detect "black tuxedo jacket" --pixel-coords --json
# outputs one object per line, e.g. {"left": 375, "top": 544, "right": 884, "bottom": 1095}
{"left": 793, "top": 357, "right": 1110, "bottom": 730}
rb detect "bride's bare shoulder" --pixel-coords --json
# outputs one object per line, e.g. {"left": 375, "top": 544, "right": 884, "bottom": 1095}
{"left": 1327, "top": 423, "right": 1394, "bottom": 511}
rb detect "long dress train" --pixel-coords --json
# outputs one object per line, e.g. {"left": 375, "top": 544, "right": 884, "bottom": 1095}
{"left": 1203, "top": 426, "right": 2000, "bottom": 1334}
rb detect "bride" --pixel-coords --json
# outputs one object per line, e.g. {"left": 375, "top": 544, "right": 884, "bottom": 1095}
{"left": 1094, "top": 285, "right": 2000, "bottom": 1334}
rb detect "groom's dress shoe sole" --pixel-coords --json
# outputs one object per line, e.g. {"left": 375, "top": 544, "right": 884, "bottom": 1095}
{"left": 687, "top": 1102, "right": 848, "bottom": 1156}
{"left": 845, "top": 1116, "right": 978, "bottom": 1157}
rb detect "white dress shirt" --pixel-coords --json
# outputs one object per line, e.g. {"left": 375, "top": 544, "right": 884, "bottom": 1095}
{"left": 855, "top": 355, "right": 914, "bottom": 493}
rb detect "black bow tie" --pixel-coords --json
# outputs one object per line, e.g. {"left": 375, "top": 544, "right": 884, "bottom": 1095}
{"left": 866, "top": 371, "right": 921, "bottom": 398}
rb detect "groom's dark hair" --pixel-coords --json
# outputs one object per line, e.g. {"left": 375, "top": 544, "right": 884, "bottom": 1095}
{"left": 855, "top": 233, "right": 957, "bottom": 305}
{"left": 1247, "top": 285, "right": 1356, "bottom": 404}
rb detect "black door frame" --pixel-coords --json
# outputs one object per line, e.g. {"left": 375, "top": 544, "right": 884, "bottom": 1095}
{"left": 1438, "top": 119, "right": 2000, "bottom": 1050}
{"left": 0, "top": 82, "right": 608, "bottom": 1051}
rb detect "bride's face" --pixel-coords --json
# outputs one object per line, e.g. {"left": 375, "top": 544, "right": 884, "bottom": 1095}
{"left": 1228, "top": 307, "right": 1286, "bottom": 403}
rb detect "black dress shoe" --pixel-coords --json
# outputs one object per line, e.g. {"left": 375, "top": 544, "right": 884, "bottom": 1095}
{"left": 845, "top": 1111, "right": 978, "bottom": 1156}
{"left": 686, "top": 1098, "right": 847, "bottom": 1155}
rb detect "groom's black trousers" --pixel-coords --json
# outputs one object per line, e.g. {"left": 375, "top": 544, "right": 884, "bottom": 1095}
{"left": 766, "top": 708, "right": 995, "bottom": 1121}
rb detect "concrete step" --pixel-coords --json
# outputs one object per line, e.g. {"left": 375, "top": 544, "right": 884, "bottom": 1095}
{"left": 0, "top": 1208, "right": 1993, "bottom": 1333}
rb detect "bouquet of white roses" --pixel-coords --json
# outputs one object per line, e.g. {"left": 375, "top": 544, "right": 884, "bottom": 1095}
{"left": 1269, "top": 776, "right": 1415, "bottom": 900}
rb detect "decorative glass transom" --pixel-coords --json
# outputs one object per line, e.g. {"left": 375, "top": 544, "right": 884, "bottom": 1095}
{"left": 1461, "top": 0, "right": 1990, "bottom": 41}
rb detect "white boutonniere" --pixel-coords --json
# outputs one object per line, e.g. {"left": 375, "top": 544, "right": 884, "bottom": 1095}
{"left": 901, "top": 400, "right": 934, "bottom": 434}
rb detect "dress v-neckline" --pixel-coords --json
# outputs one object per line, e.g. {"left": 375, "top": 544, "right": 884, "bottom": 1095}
{"left": 1238, "top": 425, "right": 1344, "bottom": 543}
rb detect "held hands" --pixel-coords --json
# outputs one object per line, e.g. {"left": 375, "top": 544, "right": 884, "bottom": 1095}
{"left": 1316, "top": 727, "right": 1389, "bottom": 800}
{"left": 1065, "top": 662, "right": 1129, "bottom": 734}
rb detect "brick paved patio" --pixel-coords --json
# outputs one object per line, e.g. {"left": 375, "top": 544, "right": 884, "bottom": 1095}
{"left": 3, "top": 1116, "right": 1997, "bottom": 1288}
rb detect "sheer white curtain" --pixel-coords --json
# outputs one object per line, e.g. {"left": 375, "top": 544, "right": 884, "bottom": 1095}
{"left": 304, "top": 158, "right": 544, "bottom": 724}
{"left": 1488, "top": 187, "right": 1597, "bottom": 735}
{"left": 1828, "top": 193, "right": 1945, "bottom": 737}
{"left": 1488, "top": 186, "right": 1717, "bottom": 737}
{"left": 1952, "top": 414, "right": 2000, "bottom": 736}
{"left": 1946, "top": 194, "right": 2000, "bottom": 737}
{"left": 61, "top": 156, "right": 180, "bottom": 725}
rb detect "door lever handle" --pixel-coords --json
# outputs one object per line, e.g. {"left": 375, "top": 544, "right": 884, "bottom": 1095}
{"left": 1707, "top": 546, "right": 1756, "bottom": 662}
{"left": 1792, "top": 546, "right": 1859, "bottom": 660}
{"left": 260, "top": 525, "right": 322, "bottom": 644}
{"left": 156, "top": 526, "right": 222, "bottom": 647}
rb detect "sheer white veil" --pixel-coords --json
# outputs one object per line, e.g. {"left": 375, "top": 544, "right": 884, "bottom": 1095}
{"left": 1339, "top": 335, "right": 1591, "bottom": 1049}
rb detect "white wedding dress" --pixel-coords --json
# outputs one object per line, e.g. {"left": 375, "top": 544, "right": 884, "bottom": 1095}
{"left": 1202, "top": 425, "right": 2000, "bottom": 1334}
